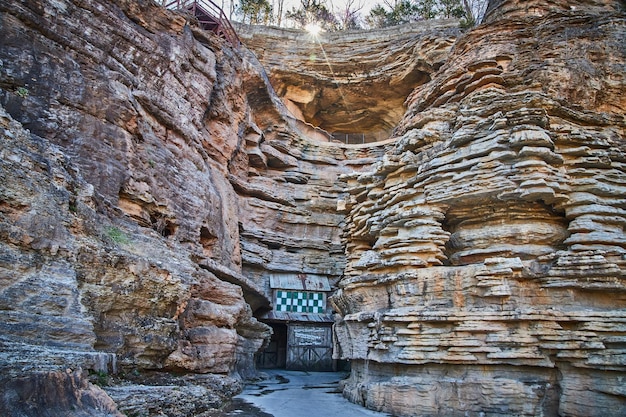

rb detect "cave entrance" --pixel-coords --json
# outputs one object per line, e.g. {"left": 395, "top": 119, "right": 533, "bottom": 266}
{"left": 256, "top": 274, "right": 336, "bottom": 371}
{"left": 257, "top": 322, "right": 335, "bottom": 371}
{"left": 257, "top": 323, "right": 287, "bottom": 369}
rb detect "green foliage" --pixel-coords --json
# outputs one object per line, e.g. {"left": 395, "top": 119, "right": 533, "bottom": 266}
{"left": 366, "top": 1, "right": 417, "bottom": 27}
{"left": 16, "top": 87, "right": 29, "bottom": 98}
{"left": 416, "top": 0, "right": 439, "bottom": 19}
{"left": 365, "top": 4, "right": 388, "bottom": 28}
{"left": 439, "top": 0, "right": 466, "bottom": 18}
{"left": 237, "top": 0, "right": 273, "bottom": 24}
{"left": 391, "top": 0, "right": 421, "bottom": 24}
{"left": 235, "top": 0, "right": 486, "bottom": 30}
{"left": 89, "top": 370, "right": 110, "bottom": 387}
{"left": 365, "top": 0, "right": 476, "bottom": 28}
{"left": 459, "top": 14, "right": 476, "bottom": 29}
{"left": 105, "top": 226, "right": 130, "bottom": 245}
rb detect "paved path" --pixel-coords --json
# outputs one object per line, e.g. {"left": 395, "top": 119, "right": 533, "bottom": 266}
{"left": 209, "top": 370, "right": 390, "bottom": 417}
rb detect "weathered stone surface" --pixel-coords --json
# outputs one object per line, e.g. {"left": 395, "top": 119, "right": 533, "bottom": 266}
{"left": 1, "top": 0, "right": 625, "bottom": 415}
{"left": 237, "top": 21, "right": 460, "bottom": 140}
{"left": 0, "top": 100, "right": 265, "bottom": 411}
{"left": 0, "top": 0, "right": 372, "bottom": 413}
{"left": 103, "top": 372, "right": 242, "bottom": 417}
{"left": 0, "top": 0, "right": 272, "bottom": 413}
{"left": 332, "top": 1, "right": 626, "bottom": 416}
{"left": 0, "top": 369, "right": 123, "bottom": 417}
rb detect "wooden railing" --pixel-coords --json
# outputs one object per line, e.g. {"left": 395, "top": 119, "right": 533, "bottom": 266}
{"left": 164, "top": 0, "right": 241, "bottom": 48}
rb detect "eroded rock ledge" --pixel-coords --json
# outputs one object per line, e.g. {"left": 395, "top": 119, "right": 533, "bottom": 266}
{"left": 331, "top": 1, "right": 626, "bottom": 416}
{"left": 0, "top": 0, "right": 624, "bottom": 416}
{"left": 237, "top": 21, "right": 460, "bottom": 140}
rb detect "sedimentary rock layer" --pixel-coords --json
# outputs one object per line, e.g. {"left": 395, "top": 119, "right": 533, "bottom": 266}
{"left": 0, "top": 0, "right": 380, "bottom": 413}
{"left": 1, "top": 0, "right": 624, "bottom": 415}
{"left": 237, "top": 21, "right": 460, "bottom": 139}
{"left": 332, "top": 1, "right": 626, "bottom": 416}
{"left": 0, "top": 0, "right": 273, "bottom": 413}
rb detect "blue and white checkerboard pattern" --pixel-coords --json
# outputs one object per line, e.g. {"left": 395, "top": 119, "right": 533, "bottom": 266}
{"left": 275, "top": 290, "right": 325, "bottom": 313}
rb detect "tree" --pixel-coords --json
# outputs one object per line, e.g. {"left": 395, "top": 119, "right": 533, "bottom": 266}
{"left": 439, "top": 0, "right": 466, "bottom": 18}
{"left": 415, "top": 0, "right": 438, "bottom": 19}
{"left": 460, "top": 0, "right": 489, "bottom": 27}
{"left": 365, "top": 0, "right": 420, "bottom": 28}
{"left": 334, "top": 0, "right": 364, "bottom": 30}
{"left": 365, "top": 0, "right": 487, "bottom": 28}
{"left": 237, "top": 0, "right": 273, "bottom": 24}
{"left": 393, "top": 0, "right": 421, "bottom": 24}
{"left": 365, "top": 4, "right": 389, "bottom": 28}
{"left": 272, "top": 0, "right": 286, "bottom": 26}
{"left": 286, "top": 0, "right": 338, "bottom": 31}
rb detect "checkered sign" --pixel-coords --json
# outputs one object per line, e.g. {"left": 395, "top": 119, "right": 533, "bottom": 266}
{"left": 275, "top": 290, "right": 325, "bottom": 313}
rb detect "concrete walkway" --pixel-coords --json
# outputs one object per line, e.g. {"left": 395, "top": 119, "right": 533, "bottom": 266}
{"left": 210, "top": 370, "right": 390, "bottom": 417}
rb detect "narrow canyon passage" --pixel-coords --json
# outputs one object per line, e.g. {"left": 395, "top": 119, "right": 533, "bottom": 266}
{"left": 211, "top": 370, "right": 390, "bottom": 417}
{"left": 0, "top": 0, "right": 624, "bottom": 416}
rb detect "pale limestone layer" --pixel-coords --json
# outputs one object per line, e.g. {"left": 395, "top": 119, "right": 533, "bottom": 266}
{"left": 237, "top": 21, "right": 460, "bottom": 138}
{"left": 332, "top": 1, "right": 626, "bottom": 416}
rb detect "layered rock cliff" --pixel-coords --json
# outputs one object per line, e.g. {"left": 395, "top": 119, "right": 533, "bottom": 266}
{"left": 236, "top": 20, "right": 461, "bottom": 141}
{"left": 0, "top": 0, "right": 276, "bottom": 414}
{"left": 331, "top": 0, "right": 626, "bottom": 416}
{"left": 0, "top": 0, "right": 381, "bottom": 414}
{"left": 0, "top": 0, "right": 625, "bottom": 416}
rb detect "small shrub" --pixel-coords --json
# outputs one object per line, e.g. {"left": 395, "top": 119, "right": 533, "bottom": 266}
{"left": 89, "top": 370, "right": 109, "bottom": 387}
{"left": 16, "top": 87, "right": 29, "bottom": 98}
{"left": 105, "top": 226, "right": 130, "bottom": 245}
{"left": 460, "top": 16, "right": 476, "bottom": 29}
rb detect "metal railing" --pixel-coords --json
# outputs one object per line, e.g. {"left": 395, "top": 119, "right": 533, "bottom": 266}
{"left": 164, "top": 0, "right": 241, "bottom": 48}
{"left": 330, "top": 132, "right": 390, "bottom": 144}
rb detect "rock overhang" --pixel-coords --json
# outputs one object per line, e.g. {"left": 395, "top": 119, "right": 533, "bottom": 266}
{"left": 236, "top": 20, "right": 462, "bottom": 143}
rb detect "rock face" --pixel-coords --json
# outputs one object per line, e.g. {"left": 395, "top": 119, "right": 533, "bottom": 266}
{"left": 331, "top": 1, "right": 626, "bottom": 416}
{"left": 0, "top": 0, "right": 273, "bottom": 414}
{"left": 0, "top": 0, "right": 373, "bottom": 414}
{"left": 237, "top": 21, "right": 460, "bottom": 141}
{"left": 0, "top": 0, "right": 625, "bottom": 416}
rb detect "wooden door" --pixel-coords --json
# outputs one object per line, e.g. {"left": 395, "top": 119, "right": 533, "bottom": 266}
{"left": 286, "top": 324, "right": 333, "bottom": 371}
